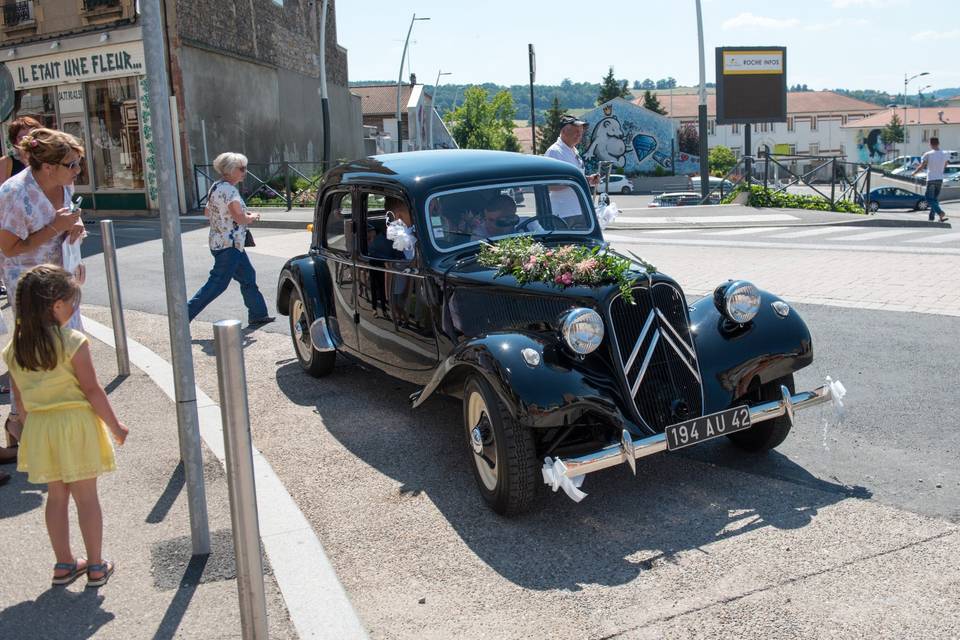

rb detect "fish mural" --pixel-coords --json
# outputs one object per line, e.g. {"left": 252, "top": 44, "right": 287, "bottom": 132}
{"left": 579, "top": 99, "right": 700, "bottom": 176}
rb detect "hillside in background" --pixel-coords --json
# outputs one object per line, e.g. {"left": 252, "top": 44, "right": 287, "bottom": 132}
{"left": 350, "top": 81, "right": 959, "bottom": 123}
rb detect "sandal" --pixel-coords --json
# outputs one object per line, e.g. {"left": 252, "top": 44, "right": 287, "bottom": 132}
{"left": 86, "top": 560, "right": 114, "bottom": 588}
{"left": 52, "top": 559, "right": 88, "bottom": 587}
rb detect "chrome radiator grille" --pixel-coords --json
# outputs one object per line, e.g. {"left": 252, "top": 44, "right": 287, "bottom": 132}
{"left": 608, "top": 283, "right": 703, "bottom": 432}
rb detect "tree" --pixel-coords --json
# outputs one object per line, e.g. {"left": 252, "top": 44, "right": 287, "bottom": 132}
{"left": 597, "top": 66, "right": 631, "bottom": 105}
{"left": 641, "top": 78, "right": 655, "bottom": 90}
{"left": 709, "top": 145, "right": 737, "bottom": 176}
{"left": 655, "top": 77, "right": 676, "bottom": 90}
{"left": 536, "top": 96, "right": 565, "bottom": 154}
{"left": 642, "top": 89, "right": 666, "bottom": 115}
{"left": 632, "top": 80, "right": 642, "bottom": 90}
{"left": 881, "top": 113, "right": 905, "bottom": 146}
{"left": 445, "top": 86, "right": 520, "bottom": 152}
{"left": 678, "top": 124, "right": 699, "bottom": 155}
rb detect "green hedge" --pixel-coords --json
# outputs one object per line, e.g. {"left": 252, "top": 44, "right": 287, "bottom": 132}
{"left": 722, "top": 184, "right": 864, "bottom": 214}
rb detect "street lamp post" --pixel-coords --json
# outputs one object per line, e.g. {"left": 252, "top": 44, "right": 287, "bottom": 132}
{"left": 429, "top": 69, "right": 452, "bottom": 150}
{"left": 695, "top": 0, "right": 709, "bottom": 200}
{"left": 917, "top": 84, "right": 931, "bottom": 131}
{"left": 396, "top": 14, "right": 429, "bottom": 153}
{"left": 903, "top": 71, "right": 929, "bottom": 154}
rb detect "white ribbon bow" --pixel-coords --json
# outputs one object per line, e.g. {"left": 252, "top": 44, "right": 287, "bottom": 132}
{"left": 541, "top": 456, "right": 588, "bottom": 502}
{"left": 825, "top": 375, "right": 847, "bottom": 420}
{"left": 597, "top": 202, "right": 620, "bottom": 230}
{"left": 386, "top": 216, "right": 417, "bottom": 253}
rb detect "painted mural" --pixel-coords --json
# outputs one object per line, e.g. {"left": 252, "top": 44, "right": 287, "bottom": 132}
{"left": 853, "top": 128, "right": 893, "bottom": 163}
{"left": 579, "top": 98, "right": 700, "bottom": 177}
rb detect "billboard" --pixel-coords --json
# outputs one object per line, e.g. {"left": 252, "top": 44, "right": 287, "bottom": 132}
{"left": 715, "top": 47, "right": 787, "bottom": 124}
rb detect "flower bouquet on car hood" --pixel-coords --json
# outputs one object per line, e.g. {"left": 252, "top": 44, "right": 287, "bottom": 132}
{"left": 477, "top": 236, "right": 654, "bottom": 303}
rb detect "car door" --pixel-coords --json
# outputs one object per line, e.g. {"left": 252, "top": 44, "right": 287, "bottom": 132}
{"left": 319, "top": 189, "right": 359, "bottom": 352}
{"left": 353, "top": 189, "right": 439, "bottom": 380}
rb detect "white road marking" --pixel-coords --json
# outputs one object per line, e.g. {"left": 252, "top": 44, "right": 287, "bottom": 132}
{"left": 82, "top": 316, "right": 369, "bottom": 640}
{"left": 827, "top": 229, "right": 930, "bottom": 242}
{"left": 768, "top": 227, "right": 852, "bottom": 239}
{"left": 603, "top": 234, "right": 960, "bottom": 256}
{"left": 637, "top": 228, "right": 699, "bottom": 234}
{"left": 705, "top": 227, "right": 788, "bottom": 236}
{"left": 610, "top": 213, "right": 799, "bottom": 225}
{"left": 905, "top": 232, "right": 960, "bottom": 244}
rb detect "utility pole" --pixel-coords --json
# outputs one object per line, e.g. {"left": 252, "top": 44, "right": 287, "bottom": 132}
{"left": 528, "top": 44, "right": 536, "bottom": 154}
{"left": 141, "top": 0, "right": 210, "bottom": 556}
{"left": 429, "top": 69, "right": 451, "bottom": 150}
{"left": 695, "top": 0, "right": 709, "bottom": 199}
{"left": 396, "top": 14, "right": 429, "bottom": 153}
{"left": 318, "top": 0, "right": 331, "bottom": 171}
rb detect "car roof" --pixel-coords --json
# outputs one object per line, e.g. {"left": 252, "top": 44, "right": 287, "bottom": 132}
{"left": 324, "top": 150, "right": 588, "bottom": 196}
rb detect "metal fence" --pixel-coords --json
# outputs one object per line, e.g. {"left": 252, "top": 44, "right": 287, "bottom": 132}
{"left": 193, "top": 161, "right": 331, "bottom": 211}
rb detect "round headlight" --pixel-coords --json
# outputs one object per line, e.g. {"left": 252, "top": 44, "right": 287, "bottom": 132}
{"left": 560, "top": 308, "right": 605, "bottom": 355}
{"left": 713, "top": 280, "right": 761, "bottom": 324}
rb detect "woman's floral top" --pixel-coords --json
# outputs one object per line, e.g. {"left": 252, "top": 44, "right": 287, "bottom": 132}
{"left": 0, "top": 168, "right": 71, "bottom": 281}
{"left": 206, "top": 181, "right": 248, "bottom": 251}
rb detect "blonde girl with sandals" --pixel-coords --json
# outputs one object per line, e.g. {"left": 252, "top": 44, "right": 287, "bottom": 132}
{"left": 3, "top": 265, "right": 128, "bottom": 588}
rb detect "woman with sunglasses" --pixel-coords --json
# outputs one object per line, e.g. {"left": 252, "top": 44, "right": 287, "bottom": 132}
{"left": 0, "top": 128, "right": 86, "bottom": 462}
{"left": 187, "top": 152, "right": 273, "bottom": 327}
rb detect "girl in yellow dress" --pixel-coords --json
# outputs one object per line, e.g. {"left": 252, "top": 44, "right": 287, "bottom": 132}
{"left": 3, "top": 265, "right": 128, "bottom": 588}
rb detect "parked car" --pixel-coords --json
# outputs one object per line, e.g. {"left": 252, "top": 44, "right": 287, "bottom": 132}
{"left": 882, "top": 156, "right": 922, "bottom": 175}
{"left": 688, "top": 176, "right": 735, "bottom": 196}
{"left": 914, "top": 164, "right": 960, "bottom": 182}
{"left": 648, "top": 191, "right": 718, "bottom": 207}
{"left": 861, "top": 187, "right": 928, "bottom": 213}
{"left": 596, "top": 174, "right": 633, "bottom": 194}
{"left": 276, "top": 150, "right": 833, "bottom": 515}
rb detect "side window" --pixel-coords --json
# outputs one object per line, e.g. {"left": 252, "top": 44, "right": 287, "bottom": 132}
{"left": 323, "top": 191, "right": 352, "bottom": 254}
{"left": 359, "top": 191, "right": 414, "bottom": 263}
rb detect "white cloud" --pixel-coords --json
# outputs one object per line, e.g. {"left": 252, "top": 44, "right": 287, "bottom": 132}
{"left": 805, "top": 18, "right": 869, "bottom": 31}
{"left": 831, "top": 0, "right": 903, "bottom": 7}
{"left": 722, "top": 12, "right": 800, "bottom": 30}
{"left": 911, "top": 29, "right": 960, "bottom": 41}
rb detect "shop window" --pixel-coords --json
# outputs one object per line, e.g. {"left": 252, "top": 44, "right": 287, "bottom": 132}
{"left": 12, "top": 86, "right": 58, "bottom": 130}
{"left": 85, "top": 77, "right": 144, "bottom": 189}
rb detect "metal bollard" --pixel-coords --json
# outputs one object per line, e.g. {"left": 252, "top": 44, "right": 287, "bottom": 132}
{"left": 99, "top": 220, "right": 130, "bottom": 375}
{"left": 213, "top": 320, "right": 269, "bottom": 640}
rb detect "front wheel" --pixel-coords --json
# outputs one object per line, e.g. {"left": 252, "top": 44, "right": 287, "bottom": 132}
{"left": 463, "top": 375, "right": 538, "bottom": 515}
{"left": 288, "top": 288, "right": 335, "bottom": 377}
{"left": 727, "top": 374, "right": 795, "bottom": 452}
{"left": 868, "top": 201, "right": 880, "bottom": 213}
{"left": 621, "top": 186, "right": 632, "bottom": 194}
{"left": 916, "top": 199, "right": 929, "bottom": 211}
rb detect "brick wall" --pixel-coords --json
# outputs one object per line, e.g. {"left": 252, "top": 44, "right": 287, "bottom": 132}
{"left": 175, "top": 0, "right": 347, "bottom": 85}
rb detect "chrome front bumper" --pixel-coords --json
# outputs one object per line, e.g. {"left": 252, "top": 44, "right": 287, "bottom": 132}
{"left": 553, "top": 384, "right": 832, "bottom": 479}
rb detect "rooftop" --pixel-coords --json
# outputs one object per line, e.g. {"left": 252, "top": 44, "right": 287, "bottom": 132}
{"left": 840, "top": 107, "right": 960, "bottom": 128}
{"left": 351, "top": 83, "right": 424, "bottom": 116}
{"left": 633, "top": 90, "right": 882, "bottom": 119}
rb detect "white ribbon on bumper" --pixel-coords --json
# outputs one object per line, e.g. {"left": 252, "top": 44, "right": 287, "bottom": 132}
{"left": 826, "top": 375, "right": 847, "bottom": 421}
{"left": 386, "top": 216, "right": 417, "bottom": 253}
{"left": 542, "top": 456, "right": 587, "bottom": 502}
{"left": 597, "top": 201, "right": 620, "bottom": 229}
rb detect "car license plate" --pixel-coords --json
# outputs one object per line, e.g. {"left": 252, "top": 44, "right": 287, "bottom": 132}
{"left": 664, "top": 406, "right": 751, "bottom": 451}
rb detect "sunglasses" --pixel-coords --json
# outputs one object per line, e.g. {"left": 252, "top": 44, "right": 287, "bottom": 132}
{"left": 60, "top": 159, "right": 82, "bottom": 170}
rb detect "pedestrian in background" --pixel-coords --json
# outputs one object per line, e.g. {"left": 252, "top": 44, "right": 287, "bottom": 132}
{"left": 0, "top": 116, "right": 41, "bottom": 301}
{"left": 913, "top": 136, "right": 949, "bottom": 223}
{"left": 543, "top": 115, "right": 599, "bottom": 187}
{"left": 4, "top": 265, "right": 128, "bottom": 587}
{"left": 0, "top": 128, "right": 86, "bottom": 456}
{"left": 187, "top": 152, "right": 274, "bottom": 327}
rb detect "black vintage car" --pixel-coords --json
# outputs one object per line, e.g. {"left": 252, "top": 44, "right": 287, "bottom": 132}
{"left": 276, "top": 150, "right": 833, "bottom": 515}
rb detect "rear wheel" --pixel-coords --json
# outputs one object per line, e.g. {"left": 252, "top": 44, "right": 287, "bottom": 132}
{"left": 288, "top": 289, "right": 335, "bottom": 377}
{"left": 868, "top": 201, "right": 880, "bottom": 213}
{"left": 916, "top": 199, "right": 929, "bottom": 211}
{"left": 727, "top": 374, "right": 795, "bottom": 452}
{"left": 463, "top": 375, "right": 538, "bottom": 515}
{"left": 621, "top": 186, "right": 632, "bottom": 194}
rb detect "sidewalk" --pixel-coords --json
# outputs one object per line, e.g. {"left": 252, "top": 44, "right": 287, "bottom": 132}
{"left": 0, "top": 305, "right": 297, "bottom": 640}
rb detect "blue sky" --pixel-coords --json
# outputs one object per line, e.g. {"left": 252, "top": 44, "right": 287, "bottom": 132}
{"left": 335, "top": 0, "right": 957, "bottom": 94}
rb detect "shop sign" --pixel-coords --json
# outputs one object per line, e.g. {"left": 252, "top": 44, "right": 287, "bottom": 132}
{"left": 0, "top": 64, "right": 14, "bottom": 121}
{"left": 57, "top": 83, "right": 84, "bottom": 114}
{"left": 11, "top": 41, "right": 145, "bottom": 90}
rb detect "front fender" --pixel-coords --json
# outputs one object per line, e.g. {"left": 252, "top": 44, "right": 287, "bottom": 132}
{"left": 690, "top": 289, "right": 814, "bottom": 413}
{"left": 276, "top": 253, "right": 334, "bottom": 324}
{"left": 412, "top": 333, "right": 636, "bottom": 432}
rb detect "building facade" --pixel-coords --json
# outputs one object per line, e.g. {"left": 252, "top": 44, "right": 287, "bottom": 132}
{"left": 351, "top": 81, "right": 455, "bottom": 153}
{"left": 634, "top": 90, "right": 882, "bottom": 162}
{"left": 840, "top": 107, "right": 960, "bottom": 163}
{"left": 0, "top": 0, "right": 363, "bottom": 211}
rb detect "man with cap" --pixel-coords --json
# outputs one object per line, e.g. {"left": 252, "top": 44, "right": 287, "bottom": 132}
{"left": 543, "top": 114, "right": 598, "bottom": 218}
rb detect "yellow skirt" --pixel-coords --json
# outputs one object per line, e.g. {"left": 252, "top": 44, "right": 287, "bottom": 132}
{"left": 16, "top": 406, "right": 116, "bottom": 484}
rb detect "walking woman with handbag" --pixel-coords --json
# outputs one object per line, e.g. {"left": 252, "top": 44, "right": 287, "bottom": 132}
{"left": 187, "top": 152, "right": 274, "bottom": 326}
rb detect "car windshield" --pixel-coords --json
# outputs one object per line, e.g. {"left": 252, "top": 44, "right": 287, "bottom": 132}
{"left": 426, "top": 181, "right": 594, "bottom": 251}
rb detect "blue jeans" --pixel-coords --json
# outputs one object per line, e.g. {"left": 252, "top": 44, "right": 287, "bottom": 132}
{"left": 925, "top": 180, "right": 945, "bottom": 219}
{"left": 188, "top": 248, "right": 269, "bottom": 322}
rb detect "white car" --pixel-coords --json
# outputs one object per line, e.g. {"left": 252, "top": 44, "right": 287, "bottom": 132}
{"left": 648, "top": 191, "right": 718, "bottom": 207}
{"left": 596, "top": 174, "right": 633, "bottom": 194}
{"left": 914, "top": 164, "right": 960, "bottom": 182}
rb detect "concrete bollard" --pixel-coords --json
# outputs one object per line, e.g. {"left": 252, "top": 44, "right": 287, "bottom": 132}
{"left": 99, "top": 220, "right": 130, "bottom": 376}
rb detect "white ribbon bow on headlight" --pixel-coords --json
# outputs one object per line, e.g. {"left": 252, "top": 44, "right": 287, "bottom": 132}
{"left": 386, "top": 215, "right": 417, "bottom": 253}
{"left": 597, "top": 202, "right": 620, "bottom": 230}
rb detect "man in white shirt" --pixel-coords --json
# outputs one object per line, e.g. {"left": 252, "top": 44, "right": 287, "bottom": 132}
{"left": 913, "top": 137, "right": 949, "bottom": 223}
{"left": 543, "top": 115, "right": 598, "bottom": 218}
